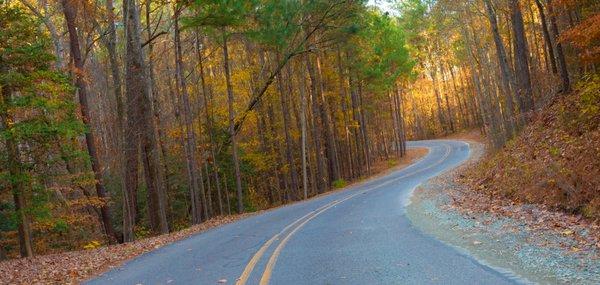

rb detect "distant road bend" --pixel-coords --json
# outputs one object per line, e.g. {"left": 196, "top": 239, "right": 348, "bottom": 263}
{"left": 89, "top": 140, "right": 517, "bottom": 285}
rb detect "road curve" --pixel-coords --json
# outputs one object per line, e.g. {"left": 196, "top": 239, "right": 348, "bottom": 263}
{"left": 88, "top": 140, "right": 517, "bottom": 285}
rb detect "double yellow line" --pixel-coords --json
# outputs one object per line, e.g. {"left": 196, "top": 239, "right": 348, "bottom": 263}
{"left": 236, "top": 143, "right": 454, "bottom": 285}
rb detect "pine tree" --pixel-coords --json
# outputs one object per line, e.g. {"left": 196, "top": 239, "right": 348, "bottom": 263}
{"left": 0, "top": 6, "right": 86, "bottom": 257}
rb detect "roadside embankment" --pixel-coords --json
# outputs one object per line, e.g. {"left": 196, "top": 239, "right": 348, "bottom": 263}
{"left": 407, "top": 141, "right": 600, "bottom": 284}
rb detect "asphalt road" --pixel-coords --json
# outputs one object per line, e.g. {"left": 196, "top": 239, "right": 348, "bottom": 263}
{"left": 88, "top": 140, "right": 518, "bottom": 285}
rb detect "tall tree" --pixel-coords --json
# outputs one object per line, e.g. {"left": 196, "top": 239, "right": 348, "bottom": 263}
{"left": 174, "top": 6, "right": 207, "bottom": 223}
{"left": 1, "top": 6, "right": 86, "bottom": 256}
{"left": 547, "top": 0, "right": 571, "bottom": 92}
{"left": 122, "top": 0, "right": 168, "bottom": 241}
{"left": 534, "top": 0, "right": 558, "bottom": 74}
{"left": 61, "top": 0, "right": 117, "bottom": 243}
{"left": 510, "top": 0, "right": 534, "bottom": 114}
{"left": 484, "top": 0, "right": 516, "bottom": 137}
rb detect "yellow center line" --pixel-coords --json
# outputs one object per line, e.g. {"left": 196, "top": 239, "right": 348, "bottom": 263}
{"left": 239, "top": 143, "right": 454, "bottom": 285}
{"left": 235, "top": 199, "right": 347, "bottom": 285}
{"left": 259, "top": 191, "right": 364, "bottom": 285}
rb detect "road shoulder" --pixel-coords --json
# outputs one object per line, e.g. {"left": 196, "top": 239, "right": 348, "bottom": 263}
{"left": 406, "top": 141, "right": 600, "bottom": 284}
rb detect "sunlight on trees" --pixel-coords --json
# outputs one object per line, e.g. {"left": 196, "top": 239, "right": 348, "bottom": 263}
{"left": 0, "top": 0, "right": 597, "bottom": 259}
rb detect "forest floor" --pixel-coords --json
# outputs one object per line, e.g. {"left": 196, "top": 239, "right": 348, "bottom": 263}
{"left": 407, "top": 94, "right": 600, "bottom": 283}
{"left": 0, "top": 148, "right": 428, "bottom": 284}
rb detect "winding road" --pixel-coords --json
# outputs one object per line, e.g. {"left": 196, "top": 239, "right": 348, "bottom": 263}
{"left": 88, "top": 140, "right": 517, "bottom": 285}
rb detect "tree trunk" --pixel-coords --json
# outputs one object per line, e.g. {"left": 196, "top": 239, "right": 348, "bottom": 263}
{"left": 347, "top": 52, "right": 364, "bottom": 177}
{"left": 196, "top": 33, "right": 224, "bottom": 216}
{"left": 430, "top": 64, "right": 447, "bottom": 135}
{"left": 315, "top": 54, "right": 341, "bottom": 184}
{"left": 534, "top": 0, "right": 558, "bottom": 74}
{"left": 276, "top": 53, "right": 299, "bottom": 200}
{"left": 122, "top": 0, "right": 168, "bottom": 240}
{"left": 484, "top": 0, "right": 516, "bottom": 138}
{"left": 336, "top": 48, "right": 355, "bottom": 179}
{"left": 547, "top": 0, "right": 571, "bottom": 92}
{"left": 175, "top": 11, "right": 207, "bottom": 223}
{"left": 222, "top": 29, "right": 244, "bottom": 213}
{"left": 357, "top": 82, "right": 371, "bottom": 175}
{"left": 305, "top": 53, "right": 327, "bottom": 192}
{"left": 61, "top": 0, "right": 117, "bottom": 243}
{"left": 510, "top": 0, "right": 534, "bottom": 115}
{"left": 440, "top": 64, "right": 455, "bottom": 133}
{"left": 296, "top": 61, "right": 309, "bottom": 200}
{"left": 389, "top": 89, "right": 401, "bottom": 158}
{"left": 394, "top": 84, "right": 406, "bottom": 156}
{"left": 146, "top": 2, "right": 172, "bottom": 232}
{"left": 448, "top": 66, "right": 467, "bottom": 128}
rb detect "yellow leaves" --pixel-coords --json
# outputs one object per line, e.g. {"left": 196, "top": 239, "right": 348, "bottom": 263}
{"left": 6, "top": 117, "right": 15, "bottom": 126}
{"left": 83, "top": 240, "right": 102, "bottom": 250}
{"left": 242, "top": 150, "right": 272, "bottom": 172}
{"left": 167, "top": 126, "right": 184, "bottom": 140}
{"left": 67, "top": 197, "right": 108, "bottom": 209}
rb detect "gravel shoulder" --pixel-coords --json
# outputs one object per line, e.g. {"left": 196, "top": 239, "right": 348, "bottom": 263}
{"left": 406, "top": 141, "right": 600, "bottom": 285}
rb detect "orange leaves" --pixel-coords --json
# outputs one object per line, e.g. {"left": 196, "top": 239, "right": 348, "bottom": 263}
{"left": 463, "top": 88, "right": 600, "bottom": 221}
{"left": 560, "top": 13, "right": 600, "bottom": 64}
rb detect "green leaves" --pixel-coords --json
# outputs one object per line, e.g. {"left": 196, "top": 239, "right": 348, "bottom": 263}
{"left": 349, "top": 9, "right": 413, "bottom": 92}
{"left": 247, "top": 0, "right": 303, "bottom": 49}
{"left": 0, "top": 6, "right": 86, "bottom": 232}
{"left": 185, "top": 0, "right": 258, "bottom": 34}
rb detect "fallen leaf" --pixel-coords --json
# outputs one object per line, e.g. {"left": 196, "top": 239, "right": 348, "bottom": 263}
{"left": 562, "top": 230, "right": 574, "bottom": 236}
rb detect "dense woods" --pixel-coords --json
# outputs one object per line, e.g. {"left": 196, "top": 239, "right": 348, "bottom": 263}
{"left": 397, "top": 0, "right": 598, "bottom": 147}
{"left": 0, "top": 0, "right": 598, "bottom": 260}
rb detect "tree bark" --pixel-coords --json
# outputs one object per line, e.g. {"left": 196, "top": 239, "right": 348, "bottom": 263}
{"left": 276, "top": 53, "right": 299, "bottom": 200}
{"left": 534, "top": 0, "right": 558, "bottom": 74}
{"left": 296, "top": 61, "right": 309, "bottom": 200}
{"left": 357, "top": 82, "right": 371, "bottom": 174}
{"left": 440, "top": 64, "right": 455, "bottom": 133}
{"left": 315, "top": 54, "right": 341, "bottom": 184}
{"left": 61, "top": 0, "right": 117, "bottom": 243}
{"left": 336, "top": 48, "right": 355, "bottom": 179}
{"left": 484, "top": 0, "right": 516, "bottom": 137}
{"left": 510, "top": 0, "right": 534, "bottom": 115}
{"left": 146, "top": 1, "right": 171, "bottom": 232}
{"left": 429, "top": 63, "right": 447, "bottom": 135}
{"left": 196, "top": 33, "right": 224, "bottom": 216}
{"left": 305, "top": 53, "right": 327, "bottom": 192}
{"left": 174, "top": 10, "right": 207, "bottom": 223}
{"left": 547, "top": 0, "right": 571, "bottom": 92}
{"left": 122, "top": 0, "right": 168, "bottom": 240}
{"left": 222, "top": 29, "right": 244, "bottom": 213}
{"left": 347, "top": 52, "right": 364, "bottom": 177}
